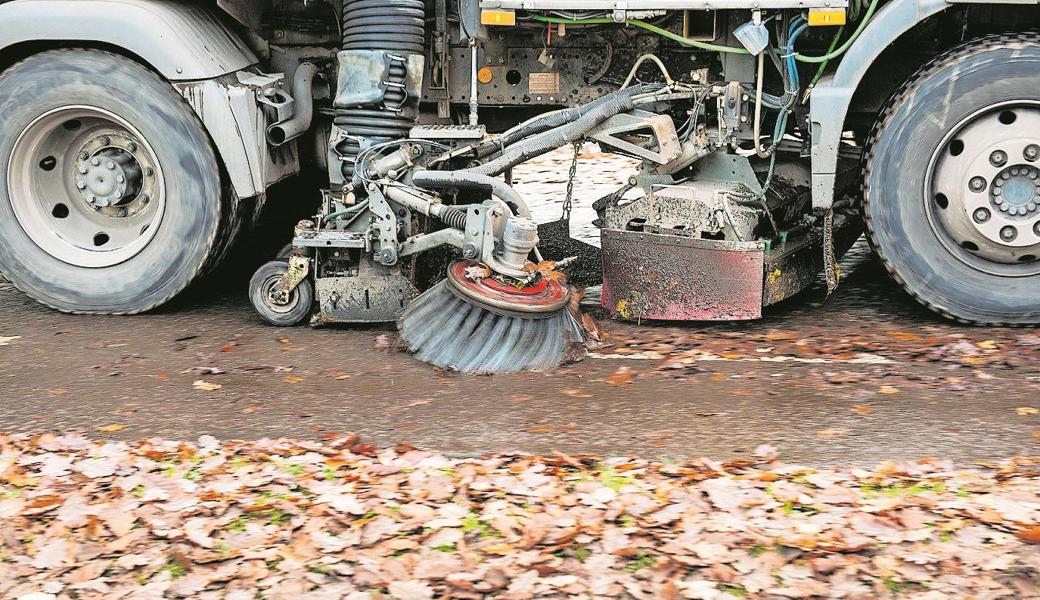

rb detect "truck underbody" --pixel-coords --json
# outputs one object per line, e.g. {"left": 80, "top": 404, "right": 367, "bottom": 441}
{"left": 0, "top": 0, "right": 1037, "bottom": 371}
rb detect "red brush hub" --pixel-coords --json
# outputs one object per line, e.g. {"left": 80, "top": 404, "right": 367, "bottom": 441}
{"left": 445, "top": 260, "right": 570, "bottom": 316}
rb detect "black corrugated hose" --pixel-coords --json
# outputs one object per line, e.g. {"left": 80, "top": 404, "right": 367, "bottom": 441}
{"left": 335, "top": 0, "right": 425, "bottom": 183}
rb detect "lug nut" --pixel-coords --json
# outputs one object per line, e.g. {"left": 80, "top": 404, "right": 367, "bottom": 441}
{"left": 99, "top": 136, "right": 110, "bottom": 146}
{"left": 1000, "top": 226, "right": 1017, "bottom": 242}
{"left": 1034, "top": 221, "right": 1040, "bottom": 236}
{"left": 78, "top": 165, "right": 88, "bottom": 174}
{"left": 973, "top": 208, "right": 991, "bottom": 223}
{"left": 106, "top": 161, "right": 115, "bottom": 170}
{"left": 78, "top": 151, "right": 89, "bottom": 160}
{"left": 969, "top": 176, "right": 987, "bottom": 192}
{"left": 990, "top": 150, "right": 1008, "bottom": 167}
{"left": 91, "top": 157, "right": 100, "bottom": 166}
{"left": 76, "top": 181, "right": 86, "bottom": 190}
{"left": 1026, "top": 145, "right": 1039, "bottom": 161}
{"left": 116, "top": 175, "right": 125, "bottom": 183}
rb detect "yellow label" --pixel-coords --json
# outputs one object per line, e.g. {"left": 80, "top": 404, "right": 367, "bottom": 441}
{"left": 480, "top": 9, "right": 516, "bottom": 26}
{"left": 808, "top": 8, "right": 846, "bottom": 26}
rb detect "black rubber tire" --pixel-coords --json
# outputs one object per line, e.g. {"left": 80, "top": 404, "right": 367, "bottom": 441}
{"left": 863, "top": 34, "right": 1040, "bottom": 325}
{"left": 249, "top": 260, "right": 314, "bottom": 326}
{"left": 0, "top": 49, "right": 223, "bottom": 314}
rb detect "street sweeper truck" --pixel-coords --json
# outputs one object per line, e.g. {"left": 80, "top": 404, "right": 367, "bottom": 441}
{"left": 0, "top": 0, "right": 1038, "bottom": 372}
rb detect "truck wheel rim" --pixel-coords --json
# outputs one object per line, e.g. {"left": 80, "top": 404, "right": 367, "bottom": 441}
{"left": 7, "top": 105, "right": 166, "bottom": 268}
{"left": 926, "top": 100, "right": 1040, "bottom": 277}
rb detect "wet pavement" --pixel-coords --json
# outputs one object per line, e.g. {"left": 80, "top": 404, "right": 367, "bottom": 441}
{"left": 1, "top": 148, "right": 1038, "bottom": 466}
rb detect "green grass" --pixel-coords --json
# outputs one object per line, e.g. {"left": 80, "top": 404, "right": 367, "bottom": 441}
{"left": 625, "top": 552, "right": 656, "bottom": 572}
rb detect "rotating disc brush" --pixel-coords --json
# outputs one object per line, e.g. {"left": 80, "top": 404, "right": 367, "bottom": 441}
{"left": 398, "top": 260, "right": 583, "bottom": 374}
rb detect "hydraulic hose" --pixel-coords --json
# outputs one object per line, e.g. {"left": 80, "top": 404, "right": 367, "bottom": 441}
{"left": 411, "top": 170, "right": 532, "bottom": 218}
{"left": 467, "top": 85, "right": 656, "bottom": 160}
{"left": 465, "top": 85, "right": 650, "bottom": 177}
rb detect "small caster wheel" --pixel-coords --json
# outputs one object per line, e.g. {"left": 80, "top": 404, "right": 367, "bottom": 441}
{"left": 249, "top": 260, "right": 314, "bottom": 326}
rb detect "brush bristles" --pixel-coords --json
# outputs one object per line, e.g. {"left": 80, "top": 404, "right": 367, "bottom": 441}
{"left": 398, "top": 281, "right": 581, "bottom": 374}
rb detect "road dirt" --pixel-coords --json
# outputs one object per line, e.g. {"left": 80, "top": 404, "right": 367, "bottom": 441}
{"left": 0, "top": 149, "right": 1038, "bottom": 466}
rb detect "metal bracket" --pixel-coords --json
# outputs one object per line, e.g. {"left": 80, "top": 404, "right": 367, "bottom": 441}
{"left": 589, "top": 109, "right": 682, "bottom": 164}
{"left": 366, "top": 185, "right": 400, "bottom": 266}
{"left": 270, "top": 255, "right": 310, "bottom": 305}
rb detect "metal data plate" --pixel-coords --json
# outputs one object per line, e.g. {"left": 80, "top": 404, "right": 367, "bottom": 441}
{"left": 481, "top": 0, "right": 847, "bottom": 11}
{"left": 601, "top": 228, "right": 765, "bottom": 321}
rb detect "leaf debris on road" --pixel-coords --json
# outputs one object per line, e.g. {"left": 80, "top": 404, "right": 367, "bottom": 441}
{"left": 1, "top": 433, "right": 1039, "bottom": 599}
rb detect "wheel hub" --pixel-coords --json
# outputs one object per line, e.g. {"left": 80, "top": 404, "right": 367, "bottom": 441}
{"left": 445, "top": 260, "right": 570, "bottom": 318}
{"left": 7, "top": 106, "right": 165, "bottom": 268}
{"left": 928, "top": 102, "right": 1040, "bottom": 271}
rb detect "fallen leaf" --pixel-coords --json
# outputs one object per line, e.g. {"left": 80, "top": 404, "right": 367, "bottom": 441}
{"left": 607, "top": 366, "right": 636, "bottom": 386}
{"left": 193, "top": 380, "right": 222, "bottom": 391}
{"left": 97, "top": 423, "right": 127, "bottom": 433}
{"left": 242, "top": 405, "right": 262, "bottom": 414}
{"left": 463, "top": 264, "right": 492, "bottom": 281}
{"left": 851, "top": 405, "right": 874, "bottom": 415}
{"left": 219, "top": 342, "right": 239, "bottom": 352}
{"left": 155, "top": 373, "right": 172, "bottom": 381}
{"left": 48, "top": 388, "right": 68, "bottom": 396}
{"left": 0, "top": 335, "right": 21, "bottom": 346}
{"left": 878, "top": 386, "right": 900, "bottom": 395}
{"left": 561, "top": 388, "right": 592, "bottom": 398}
{"left": 977, "top": 340, "right": 999, "bottom": 350}
{"left": 1016, "top": 526, "right": 1040, "bottom": 544}
{"left": 1017, "top": 407, "right": 1039, "bottom": 416}
{"left": 816, "top": 428, "right": 849, "bottom": 439}
{"left": 283, "top": 375, "right": 304, "bottom": 384}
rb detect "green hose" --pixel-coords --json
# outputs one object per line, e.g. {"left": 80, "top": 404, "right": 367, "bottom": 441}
{"left": 531, "top": 0, "right": 881, "bottom": 64}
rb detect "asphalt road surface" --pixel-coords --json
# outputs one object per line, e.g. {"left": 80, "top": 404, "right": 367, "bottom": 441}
{"left": 1, "top": 153, "right": 1038, "bottom": 466}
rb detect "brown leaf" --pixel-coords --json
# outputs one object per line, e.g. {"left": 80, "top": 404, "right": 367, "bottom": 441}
{"left": 48, "top": 388, "right": 69, "bottom": 396}
{"left": 242, "top": 405, "right": 262, "bottom": 414}
{"left": 283, "top": 374, "right": 304, "bottom": 384}
{"left": 219, "top": 342, "right": 239, "bottom": 352}
{"left": 193, "top": 379, "right": 222, "bottom": 391}
{"left": 561, "top": 388, "right": 592, "bottom": 398}
{"left": 851, "top": 405, "right": 874, "bottom": 415}
{"left": 878, "top": 385, "right": 900, "bottom": 395}
{"left": 463, "top": 264, "right": 492, "bottom": 281}
{"left": 607, "top": 366, "right": 636, "bottom": 386}
{"left": 155, "top": 373, "right": 172, "bottom": 382}
{"left": 97, "top": 423, "right": 127, "bottom": 433}
{"left": 816, "top": 428, "right": 849, "bottom": 439}
{"left": 1016, "top": 407, "right": 1039, "bottom": 416}
{"left": 1017, "top": 526, "right": 1040, "bottom": 544}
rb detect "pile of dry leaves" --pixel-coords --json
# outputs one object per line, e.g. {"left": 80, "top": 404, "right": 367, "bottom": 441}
{"left": 1, "top": 433, "right": 1039, "bottom": 599}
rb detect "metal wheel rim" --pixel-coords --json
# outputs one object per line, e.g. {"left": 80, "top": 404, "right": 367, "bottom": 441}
{"left": 7, "top": 105, "right": 166, "bottom": 268}
{"left": 925, "top": 100, "right": 1040, "bottom": 277}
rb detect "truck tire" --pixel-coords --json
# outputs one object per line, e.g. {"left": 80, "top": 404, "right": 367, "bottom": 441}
{"left": 864, "top": 34, "right": 1040, "bottom": 325}
{"left": 0, "top": 49, "right": 224, "bottom": 314}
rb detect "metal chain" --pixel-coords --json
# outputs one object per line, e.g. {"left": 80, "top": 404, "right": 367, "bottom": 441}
{"left": 561, "top": 141, "right": 581, "bottom": 223}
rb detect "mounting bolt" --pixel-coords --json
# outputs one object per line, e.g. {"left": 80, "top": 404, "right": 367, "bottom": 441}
{"left": 1034, "top": 221, "right": 1040, "bottom": 236}
{"left": 141, "top": 193, "right": 150, "bottom": 204}
{"left": 145, "top": 167, "right": 154, "bottom": 177}
{"left": 127, "top": 142, "right": 137, "bottom": 153}
{"left": 78, "top": 151, "right": 89, "bottom": 160}
{"left": 973, "top": 208, "right": 990, "bottom": 223}
{"left": 462, "top": 243, "right": 479, "bottom": 259}
{"left": 969, "top": 176, "right": 987, "bottom": 192}
{"left": 1000, "top": 225, "right": 1017, "bottom": 242}
{"left": 990, "top": 150, "right": 1007, "bottom": 167}
{"left": 99, "top": 136, "right": 110, "bottom": 146}
{"left": 1026, "top": 144, "right": 1039, "bottom": 161}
